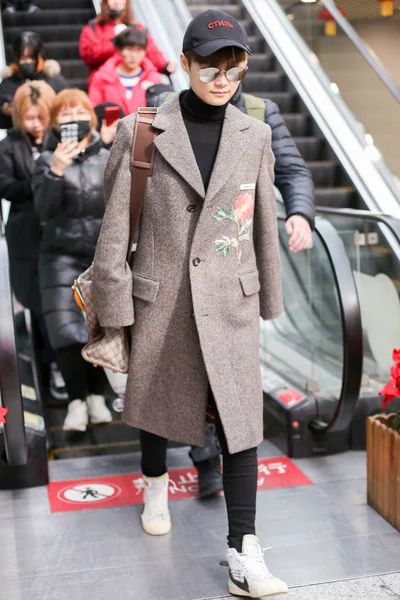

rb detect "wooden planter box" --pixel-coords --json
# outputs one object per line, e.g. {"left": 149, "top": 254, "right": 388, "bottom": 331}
{"left": 367, "top": 414, "right": 400, "bottom": 531}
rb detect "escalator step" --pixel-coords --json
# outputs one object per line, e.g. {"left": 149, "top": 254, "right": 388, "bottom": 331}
{"left": 4, "top": 25, "right": 83, "bottom": 43}
{"left": 189, "top": 4, "right": 243, "bottom": 19}
{"left": 242, "top": 71, "right": 286, "bottom": 93}
{"left": 187, "top": 0, "right": 234, "bottom": 4}
{"left": 2, "top": 8, "right": 93, "bottom": 27}
{"left": 306, "top": 160, "right": 338, "bottom": 187}
{"left": 58, "top": 60, "right": 89, "bottom": 80}
{"left": 315, "top": 187, "right": 358, "bottom": 208}
{"left": 37, "top": 0, "right": 91, "bottom": 8}
{"left": 281, "top": 114, "right": 310, "bottom": 136}
{"left": 258, "top": 92, "right": 296, "bottom": 113}
{"left": 293, "top": 137, "right": 322, "bottom": 161}
{"left": 67, "top": 78, "right": 88, "bottom": 91}
{"left": 248, "top": 53, "right": 275, "bottom": 72}
{"left": 6, "top": 41, "right": 81, "bottom": 61}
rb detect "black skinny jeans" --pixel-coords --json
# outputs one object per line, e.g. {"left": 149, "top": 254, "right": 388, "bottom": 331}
{"left": 56, "top": 343, "right": 108, "bottom": 400}
{"left": 140, "top": 415, "right": 258, "bottom": 552}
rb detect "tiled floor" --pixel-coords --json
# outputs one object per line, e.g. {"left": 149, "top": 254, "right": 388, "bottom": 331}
{"left": 1, "top": 442, "right": 400, "bottom": 600}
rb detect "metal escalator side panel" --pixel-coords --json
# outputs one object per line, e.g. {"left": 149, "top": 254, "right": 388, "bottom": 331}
{"left": 0, "top": 231, "right": 28, "bottom": 466}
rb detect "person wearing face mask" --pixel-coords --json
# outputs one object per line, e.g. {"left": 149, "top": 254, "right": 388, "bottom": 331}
{"left": 92, "top": 9, "right": 289, "bottom": 598}
{"left": 33, "top": 89, "right": 112, "bottom": 432}
{"left": 0, "top": 31, "right": 66, "bottom": 130}
{"left": 0, "top": 81, "right": 68, "bottom": 403}
{"left": 79, "top": 0, "right": 175, "bottom": 89}
{"left": 89, "top": 26, "right": 162, "bottom": 117}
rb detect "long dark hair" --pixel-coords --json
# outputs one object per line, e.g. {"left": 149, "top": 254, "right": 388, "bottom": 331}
{"left": 97, "top": 0, "right": 134, "bottom": 25}
{"left": 12, "top": 31, "right": 44, "bottom": 63}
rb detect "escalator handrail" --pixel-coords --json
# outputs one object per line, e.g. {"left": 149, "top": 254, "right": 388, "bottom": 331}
{"left": 0, "top": 230, "right": 28, "bottom": 466}
{"left": 277, "top": 214, "right": 363, "bottom": 434}
{"left": 321, "top": 0, "right": 400, "bottom": 107}
{"left": 242, "top": 0, "right": 400, "bottom": 216}
{"left": 315, "top": 206, "right": 400, "bottom": 249}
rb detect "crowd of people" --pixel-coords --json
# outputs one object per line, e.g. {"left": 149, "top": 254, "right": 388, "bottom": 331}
{"left": 0, "top": 0, "right": 175, "bottom": 423}
{"left": 0, "top": 3, "right": 316, "bottom": 598}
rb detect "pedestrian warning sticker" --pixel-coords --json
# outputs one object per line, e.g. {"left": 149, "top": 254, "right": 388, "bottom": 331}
{"left": 47, "top": 457, "right": 312, "bottom": 514}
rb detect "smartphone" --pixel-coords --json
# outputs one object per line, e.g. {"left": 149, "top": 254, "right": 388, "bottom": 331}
{"left": 60, "top": 122, "right": 79, "bottom": 144}
{"left": 105, "top": 106, "right": 120, "bottom": 127}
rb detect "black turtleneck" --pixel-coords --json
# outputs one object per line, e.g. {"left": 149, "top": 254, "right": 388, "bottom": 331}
{"left": 180, "top": 89, "right": 228, "bottom": 191}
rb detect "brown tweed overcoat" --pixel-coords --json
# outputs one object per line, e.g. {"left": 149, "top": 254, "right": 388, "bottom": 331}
{"left": 92, "top": 95, "right": 283, "bottom": 454}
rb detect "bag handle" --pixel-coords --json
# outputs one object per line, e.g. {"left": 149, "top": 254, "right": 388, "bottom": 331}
{"left": 127, "top": 107, "right": 158, "bottom": 260}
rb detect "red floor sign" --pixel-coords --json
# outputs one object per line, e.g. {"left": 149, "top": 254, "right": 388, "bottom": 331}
{"left": 47, "top": 457, "right": 312, "bottom": 514}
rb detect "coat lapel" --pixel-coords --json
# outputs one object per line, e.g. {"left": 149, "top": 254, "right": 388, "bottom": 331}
{"left": 205, "top": 104, "right": 251, "bottom": 205}
{"left": 153, "top": 95, "right": 205, "bottom": 199}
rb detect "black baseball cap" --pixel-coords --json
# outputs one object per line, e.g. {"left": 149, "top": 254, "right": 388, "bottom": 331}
{"left": 182, "top": 10, "right": 251, "bottom": 57}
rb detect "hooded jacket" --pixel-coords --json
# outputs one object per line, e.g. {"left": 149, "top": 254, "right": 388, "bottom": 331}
{"left": 0, "top": 59, "right": 67, "bottom": 130}
{"left": 88, "top": 55, "right": 162, "bottom": 116}
{"left": 79, "top": 19, "right": 168, "bottom": 87}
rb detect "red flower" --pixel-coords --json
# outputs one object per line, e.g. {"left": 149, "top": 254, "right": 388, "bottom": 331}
{"left": 0, "top": 406, "right": 8, "bottom": 425}
{"left": 393, "top": 348, "right": 400, "bottom": 364}
{"left": 379, "top": 378, "right": 400, "bottom": 409}
{"left": 234, "top": 193, "right": 254, "bottom": 222}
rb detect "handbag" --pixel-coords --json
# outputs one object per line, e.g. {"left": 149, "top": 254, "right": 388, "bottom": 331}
{"left": 72, "top": 107, "right": 158, "bottom": 373}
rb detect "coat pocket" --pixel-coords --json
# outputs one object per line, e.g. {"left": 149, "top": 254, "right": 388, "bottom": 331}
{"left": 239, "top": 271, "right": 260, "bottom": 297}
{"left": 132, "top": 272, "right": 160, "bottom": 303}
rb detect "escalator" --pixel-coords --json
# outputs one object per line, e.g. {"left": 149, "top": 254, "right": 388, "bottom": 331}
{"left": 0, "top": 207, "right": 365, "bottom": 488}
{"left": 1, "top": 0, "right": 94, "bottom": 90}
{"left": 184, "top": 0, "right": 400, "bottom": 212}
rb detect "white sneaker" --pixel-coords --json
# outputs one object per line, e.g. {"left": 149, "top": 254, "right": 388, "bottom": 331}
{"left": 141, "top": 473, "right": 171, "bottom": 536}
{"left": 63, "top": 400, "right": 88, "bottom": 432}
{"left": 86, "top": 394, "right": 113, "bottom": 424}
{"left": 227, "top": 535, "right": 288, "bottom": 598}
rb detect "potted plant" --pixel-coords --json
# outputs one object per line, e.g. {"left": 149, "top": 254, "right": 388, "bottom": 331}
{"left": 366, "top": 349, "right": 400, "bottom": 531}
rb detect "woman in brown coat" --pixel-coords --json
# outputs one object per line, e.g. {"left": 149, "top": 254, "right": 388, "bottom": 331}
{"left": 92, "top": 9, "right": 288, "bottom": 599}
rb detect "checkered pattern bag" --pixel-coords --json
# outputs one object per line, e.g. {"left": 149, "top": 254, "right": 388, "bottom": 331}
{"left": 72, "top": 109, "right": 157, "bottom": 373}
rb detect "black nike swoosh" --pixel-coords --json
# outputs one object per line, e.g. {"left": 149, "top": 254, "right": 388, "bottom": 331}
{"left": 229, "top": 568, "right": 250, "bottom": 593}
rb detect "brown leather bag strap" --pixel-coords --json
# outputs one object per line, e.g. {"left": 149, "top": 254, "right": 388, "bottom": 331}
{"left": 127, "top": 107, "right": 158, "bottom": 260}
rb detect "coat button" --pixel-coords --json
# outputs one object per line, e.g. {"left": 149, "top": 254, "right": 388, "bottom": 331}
{"left": 187, "top": 204, "right": 196, "bottom": 212}
{"left": 192, "top": 258, "right": 201, "bottom": 266}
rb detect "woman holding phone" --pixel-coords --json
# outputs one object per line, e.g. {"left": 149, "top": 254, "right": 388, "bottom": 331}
{"left": 33, "top": 88, "right": 112, "bottom": 432}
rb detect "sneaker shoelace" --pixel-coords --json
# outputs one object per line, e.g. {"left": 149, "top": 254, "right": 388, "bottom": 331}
{"left": 144, "top": 477, "right": 177, "bottom": 512}
{"left": 242, "top": 547, "right": 274, "bottom": 580}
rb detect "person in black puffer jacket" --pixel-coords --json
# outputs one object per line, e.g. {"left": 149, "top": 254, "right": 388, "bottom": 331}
{"left": 0, "top": 31, "right": 67, "bottom": 130}
{"left": 0, "top": 81, "right": 68, "bottom": 402}
{"left": 33, "top": 88, "right": 112, "bottom": 432}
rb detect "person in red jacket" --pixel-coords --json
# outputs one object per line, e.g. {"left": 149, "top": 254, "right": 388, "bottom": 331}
{"left": 89, "top": 26, "right": 162, "bottom": 116}
{"left": 79, "top": 0, "right": 175, "bottom": 88}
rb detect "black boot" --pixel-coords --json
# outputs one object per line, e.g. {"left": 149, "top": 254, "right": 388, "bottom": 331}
{"left": 195, "top": 455, "right": 223, "bottom": 499}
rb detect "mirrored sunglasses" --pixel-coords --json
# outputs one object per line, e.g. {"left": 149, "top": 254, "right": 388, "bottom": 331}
{"left": 195, "top": 66, "right": 249, "bottom": 83}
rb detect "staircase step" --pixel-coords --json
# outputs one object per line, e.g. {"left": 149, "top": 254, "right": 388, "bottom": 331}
{"left": 242, "top": 71, "right": 286, "bottom": 93}
{"left": 2, "top": 8, "right": 93, "bottom": 27}
{"left": 4, "top": 25, "right": 83, "bottom": 43}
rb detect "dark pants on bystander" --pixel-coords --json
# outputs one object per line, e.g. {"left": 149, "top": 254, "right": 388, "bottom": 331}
{"left": 140, "top": 409, "right": 258, "bottom": 553}
{"left": 56, "top": 343, "right": 108, "bottom": 401}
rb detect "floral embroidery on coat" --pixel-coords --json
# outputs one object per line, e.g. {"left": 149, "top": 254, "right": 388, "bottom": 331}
{"left": 213, "top": 193, "right": 254, "bottom": 264}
